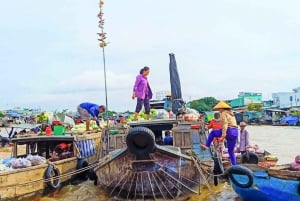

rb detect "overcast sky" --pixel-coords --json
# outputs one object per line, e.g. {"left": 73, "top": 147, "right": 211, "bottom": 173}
{"left": 1, "top": 0, "right": 300, "bottom": 112}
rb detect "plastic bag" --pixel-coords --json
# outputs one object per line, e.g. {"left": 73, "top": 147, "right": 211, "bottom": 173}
{"left": 0, "top": 164, "right": 9, "bottom": 172}
{"left": 26, "top": 154, "right": 46, "bottom": 166}
{"left": 10, "top": 158, "right": 32, "bottom": 169}
{"left": 157, "top": 110, "right": 169, "bottom": 119}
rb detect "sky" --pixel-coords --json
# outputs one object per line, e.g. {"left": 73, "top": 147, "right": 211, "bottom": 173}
{"left": 1, "top": 0, "right": 300, "bottom": 112}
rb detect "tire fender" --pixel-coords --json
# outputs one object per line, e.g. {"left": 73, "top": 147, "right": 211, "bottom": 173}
{"left": 76, "top": 159, "right": 89, "bottom": 180}
{"left": 126, "top": 127, "right": 155, "bottom": 156}
{"left": 226, "top": 165, "right": 254, "bottom": 188}
{"left": 88, "top": 169, "right": 98, "bottom": 186}
{"left": 45, "top": 165, "right": 61, "bottom": 189}
{"left": 241, "top": 152, "right": 259, "bottom": 164}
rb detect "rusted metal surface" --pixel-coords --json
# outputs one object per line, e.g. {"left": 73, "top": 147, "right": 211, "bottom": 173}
{"left": 95, "top": 148, "right": 202, "bottom": 200}
{"left": 94, "top": 124, "right": 217, "bottom": 200}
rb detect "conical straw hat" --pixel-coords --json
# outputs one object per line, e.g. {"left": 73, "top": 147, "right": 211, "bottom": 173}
{"left": 213, "top": 101, "right": 232, "bottom": 110}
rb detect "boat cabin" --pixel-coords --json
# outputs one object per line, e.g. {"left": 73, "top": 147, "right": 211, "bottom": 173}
{"left": 128, "top": 119, "right": 213, "bottom": 160}
{"left": 11, "top": 135, "right": 75, "bottom": 161}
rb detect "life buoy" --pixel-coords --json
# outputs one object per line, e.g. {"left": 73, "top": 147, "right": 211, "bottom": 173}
{"left": 44, "top": 165, "right": 61, "bottom": 189}
{"left": 226, "top": 165, "right": 253, "bottom": 188}
{"left": 126, "top": 127, "right": 155, "bottom": 157}
{"left": 76, "top": 159, "right": 89, "bottom": 180}
{"left": 241, "top": 152, "right": 259, "bottom": 164}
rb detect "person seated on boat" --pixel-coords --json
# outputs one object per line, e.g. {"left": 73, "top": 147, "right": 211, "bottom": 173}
{"left": 163, "top": 130, "right": 173, "bottom": 145}
{"left": 206, "top": 112, "right": 224, "bottom": 153}
{"left": 77, "top": 102, "right": 106, "bottom": 131}
{"left": 201, "top": 101, "right": 238, "bottom": 165}
{"left": 132, "top": 66, "right": 153, "bottom": 121}
{"left": 164, "top": 93, "right": 173, "bottom": 118}
{"left": 52, "top": 143, "right": 73, "bottom": 160}
{"left": 237, "top": 122, "right": 250, "bottom": 155}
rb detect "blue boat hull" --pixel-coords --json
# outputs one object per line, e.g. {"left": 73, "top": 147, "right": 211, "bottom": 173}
{"left": 228, "top": 165, "right": 300, "bottom": 201}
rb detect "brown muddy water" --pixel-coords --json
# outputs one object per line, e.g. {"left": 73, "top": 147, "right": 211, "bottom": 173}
{"left": 2, "top": 125, "right": 300, "bottom": 201}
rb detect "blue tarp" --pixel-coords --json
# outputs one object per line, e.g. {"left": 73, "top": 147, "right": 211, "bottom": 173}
{"left": 280, "top": 116, "right": 299, "bottom": 125}
{"left": 75, "top": 139, "right": 96, "bottom": 159}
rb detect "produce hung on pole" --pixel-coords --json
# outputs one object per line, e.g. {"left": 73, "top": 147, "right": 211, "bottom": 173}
{"left": 97, "top": 0, "right": 107, "bottom": 48}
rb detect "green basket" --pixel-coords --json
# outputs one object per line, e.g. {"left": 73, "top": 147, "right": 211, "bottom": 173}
{"left": 53, "top": 125, "right": 66, "bottom": 135}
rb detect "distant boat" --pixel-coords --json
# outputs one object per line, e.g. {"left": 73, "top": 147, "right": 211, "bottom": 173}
{"left": 227, "top": 164, "right": 300, "bottom": 201}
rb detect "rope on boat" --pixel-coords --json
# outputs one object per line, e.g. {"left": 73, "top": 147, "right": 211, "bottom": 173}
{"left": 0, "top": 162, "right": 100, "bottom": 189}
{"left": 188, "top": 150, "right": 212, "bottom": 192}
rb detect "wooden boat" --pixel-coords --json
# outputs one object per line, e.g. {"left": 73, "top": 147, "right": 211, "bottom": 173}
{"left": 0, "top": 129, "right": 102, "bottom": 201}
{"left": 226, "top": 164, "right": 300, "bottom": 201}
{"left": 92, "top": 119, "right": 216, "bottom": 200}
{"left": 222, "top": 149, "right": 278, "bottom": 170}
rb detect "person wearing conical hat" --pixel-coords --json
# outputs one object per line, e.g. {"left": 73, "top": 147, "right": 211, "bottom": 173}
{"left": 201, "top": 100, "right": 238, "bottom": 165}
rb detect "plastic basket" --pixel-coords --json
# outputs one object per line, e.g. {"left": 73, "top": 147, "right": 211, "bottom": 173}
{"left": 53, "top": 125, "right": 66, "bottom": 135}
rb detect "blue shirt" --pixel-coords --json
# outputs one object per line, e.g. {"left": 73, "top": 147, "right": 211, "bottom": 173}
{"left": 164, "top": 99, "right": 172, "bottom": 111}
{"left": 79, "top": 102, "right": 100, "bottom": 118}
{"left": 164, "top": 136, "right": 173, "bottom": 145}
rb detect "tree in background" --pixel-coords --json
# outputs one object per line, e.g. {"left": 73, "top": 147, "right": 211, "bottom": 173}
{"left": 247, "top": 103, "right": 263, "bottom": 111}
{"left": 291, "top": 111, "right": 300, "bottom": 117}
{"left": 188, "top": 97, "right": 219, "bottom": 112}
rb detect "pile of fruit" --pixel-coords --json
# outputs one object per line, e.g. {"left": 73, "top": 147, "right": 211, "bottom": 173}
{"left": 71, "top": 120, "right": 99, "bottom": 133}
{"left": 126, "top": 109, "right": 159, "bottom": 122}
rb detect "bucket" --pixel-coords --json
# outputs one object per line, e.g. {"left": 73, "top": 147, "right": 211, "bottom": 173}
{"left": 45, "top": 126, "right": 52, "bottom": 136}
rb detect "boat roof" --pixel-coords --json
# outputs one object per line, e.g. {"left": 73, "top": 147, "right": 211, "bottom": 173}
{"left": 263, "top": 109, "right": 286, "bottom": 112}
{"left": 9, "top": 123, "right": 42, "bottom": 129}
{"left": 11, "top": 135, "right": 74, "bottom": 143}
{"left": 128, "top": 119, "right": 179, "bottom": 127}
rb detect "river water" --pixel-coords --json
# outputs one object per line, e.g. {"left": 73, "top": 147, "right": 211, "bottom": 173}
{"left": 2, "top": 125, "right": 300, "bottom": 201}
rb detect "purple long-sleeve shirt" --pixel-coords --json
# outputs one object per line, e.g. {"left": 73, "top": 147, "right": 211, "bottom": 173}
{"left": 133, "top": 74, "right": 153, "bottom": 99}
{"left": 239, "top": 129, "right": 249, "bottom": 152}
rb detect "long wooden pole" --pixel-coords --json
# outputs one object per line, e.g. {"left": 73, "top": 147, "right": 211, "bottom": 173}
{"left": 97, "top": 0, "right": 110, "bottom": 154}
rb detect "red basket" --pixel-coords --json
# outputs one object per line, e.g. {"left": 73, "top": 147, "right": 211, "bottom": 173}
{"left": 52, "top": 120, "right": 62, "bottom": 125}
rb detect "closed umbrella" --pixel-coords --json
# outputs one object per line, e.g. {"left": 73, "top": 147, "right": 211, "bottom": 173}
{"left": 169, "top": 53, "right": 185, "bottom": 115}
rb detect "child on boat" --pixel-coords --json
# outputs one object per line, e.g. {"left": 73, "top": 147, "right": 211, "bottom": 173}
{"left": 206, "top": 112, "right": 224, "bottom": 153}
{"left": 201, "top": 101, "right": 239, "bottom": 165}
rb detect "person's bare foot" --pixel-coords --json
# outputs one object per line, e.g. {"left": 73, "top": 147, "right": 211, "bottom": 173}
{"left": 200, "top": 144, "right": 209, "bottom": 150}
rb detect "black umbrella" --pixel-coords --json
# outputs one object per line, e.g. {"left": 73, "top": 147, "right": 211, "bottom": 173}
{"left": 169, "top": 53, "right": 185, "bottom": 115}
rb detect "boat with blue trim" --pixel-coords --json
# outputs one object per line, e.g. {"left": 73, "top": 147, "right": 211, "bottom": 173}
{"left": 226, "top": 164, "right": 300, "bottom": 201}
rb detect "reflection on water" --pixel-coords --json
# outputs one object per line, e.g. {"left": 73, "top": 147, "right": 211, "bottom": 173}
{"left": 5, "top": 126, "right": 300, "bottom": 201}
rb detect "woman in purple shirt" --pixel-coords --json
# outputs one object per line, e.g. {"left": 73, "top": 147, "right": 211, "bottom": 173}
{"left": 132, "top": 66, "right": 153, "bottom": 121}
